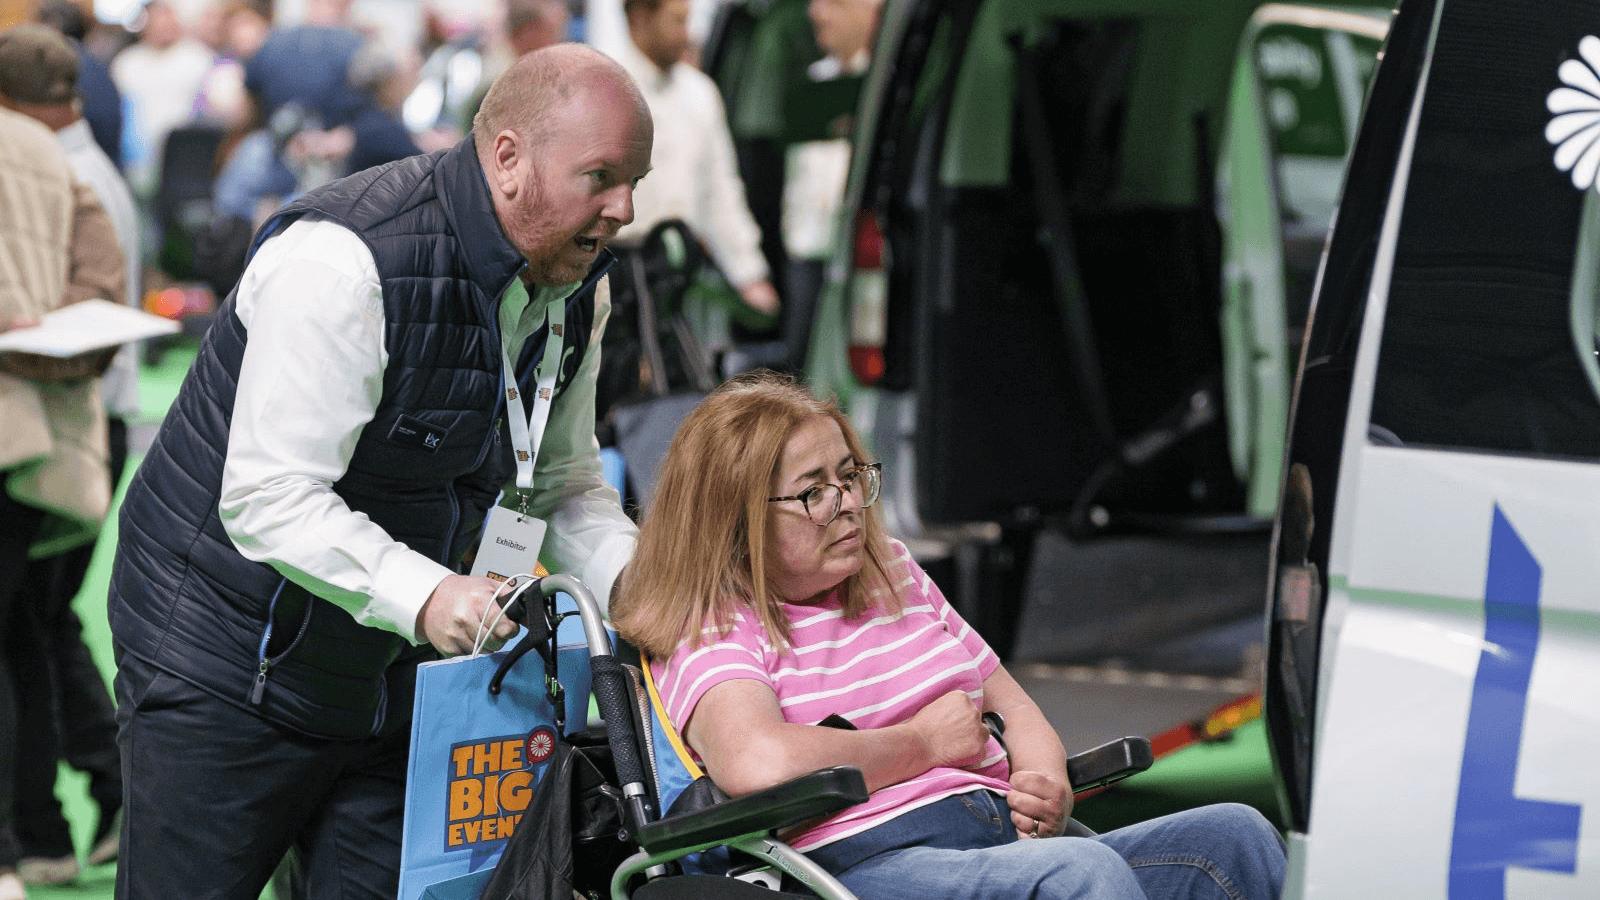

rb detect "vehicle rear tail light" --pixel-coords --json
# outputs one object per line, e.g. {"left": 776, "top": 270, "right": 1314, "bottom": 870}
{"left": 848, "top": 209, "right": 889, "bottom": 386}
{"left": 853, "top": 208, "right": 884, "bottom": 268}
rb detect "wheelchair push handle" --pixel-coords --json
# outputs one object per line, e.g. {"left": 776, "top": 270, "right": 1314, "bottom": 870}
{"left": 517, "top": 574, "right": 658, "bottom": 833}
{"left": 534, "top": 573, "right": 615, "bottom": 659}
{"left": 490, "top": 573, "right": 615, "bottom": 659}
{"left": 487, "top": 574, "right": 615, "bottom": 697}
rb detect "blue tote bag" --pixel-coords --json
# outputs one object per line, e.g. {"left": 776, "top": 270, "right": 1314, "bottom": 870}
{"left": 398, "top": 604, "right": 593, "bottom": 900}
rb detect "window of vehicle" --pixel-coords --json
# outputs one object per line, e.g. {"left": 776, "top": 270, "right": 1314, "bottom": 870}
{"left": 1258, "top": 21, "right": 1381, "bottom": 220}
{"left": 1216, "top": 7, "right": 1389, "bottom": 517}
{"left": 1255, "top": 15, "right": 1386, "bottom": 328}
{"left": 1367, "top": 19, "right": 1600, "bottom": 461}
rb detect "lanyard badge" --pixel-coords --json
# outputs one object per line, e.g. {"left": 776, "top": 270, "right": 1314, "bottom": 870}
{"left": 472, "top": 300, "right": 566, "bottom": 580}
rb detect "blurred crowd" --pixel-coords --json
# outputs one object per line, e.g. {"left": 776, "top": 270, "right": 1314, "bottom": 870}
{"left": 3, "top": 0, "right": 888, "bottom": 375}
{"left": 2, "top": 0, "right": 890, "bottom": 413}
{"left": 3, "top": 0, "right": 825, "bottom": 307}
{"left": 29, "top": 0, "right": 584, "bottom": 301}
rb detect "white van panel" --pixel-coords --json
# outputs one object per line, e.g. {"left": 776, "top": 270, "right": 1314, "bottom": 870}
{"left": 1302, "top": 595, "right": 1476, "bottom": 896}
{"left": 1344, "top": 447, "right": 1600, "bottom": 612}
{"left": 1302, "top": 446, "right": 1600, "bottom": 896}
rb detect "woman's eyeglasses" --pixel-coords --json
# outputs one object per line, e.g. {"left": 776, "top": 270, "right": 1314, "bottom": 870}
{"left": 767, "top": 463, "right": 882, "bottom": 527}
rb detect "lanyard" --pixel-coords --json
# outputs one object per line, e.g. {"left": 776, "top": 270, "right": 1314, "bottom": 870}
{"left": 501, "top": 298, "right": 566, "bottom": 513}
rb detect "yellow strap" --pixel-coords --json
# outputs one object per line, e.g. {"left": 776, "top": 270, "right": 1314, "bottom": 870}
{"left": 642, "top": 658, "right": 704, "bottom": 780}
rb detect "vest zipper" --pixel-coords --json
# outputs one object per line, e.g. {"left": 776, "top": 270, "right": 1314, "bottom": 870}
{"left": 251, "top": 578, "right": 315, "bottom": 706}
{"left": 251, "top": 658, "right": 269, "bottom": 705}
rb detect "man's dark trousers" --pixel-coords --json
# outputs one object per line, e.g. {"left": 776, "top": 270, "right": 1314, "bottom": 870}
{"left": 113, "top": 651, "right": 410, "bottom": 899}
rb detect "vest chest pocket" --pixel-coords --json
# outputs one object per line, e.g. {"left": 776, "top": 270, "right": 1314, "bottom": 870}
{"left": 388, "top": 414, "right": 449, "bottom": 452}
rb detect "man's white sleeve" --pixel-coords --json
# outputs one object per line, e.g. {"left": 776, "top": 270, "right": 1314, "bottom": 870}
{"left": 219, "top": 218, "right": 450, "bottom": 643}
{"left": 697, "top": 81, "right": 770, "bottom": 288}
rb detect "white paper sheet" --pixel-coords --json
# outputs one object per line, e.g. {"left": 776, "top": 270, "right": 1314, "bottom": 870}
{"left": 0, "top": 299, "right": 181, "bottom": 357}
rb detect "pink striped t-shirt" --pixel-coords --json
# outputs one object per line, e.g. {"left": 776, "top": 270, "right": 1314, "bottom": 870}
{"left": 650, "top": 540, "right": 1011, "bottom": 851}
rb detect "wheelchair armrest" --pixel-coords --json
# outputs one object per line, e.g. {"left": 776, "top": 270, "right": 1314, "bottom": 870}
{"left": 1068, "top": 736, "right": 1153, "bottom": 793}
{"left": 634, "top": 766, "right": 869, "bottom": 855}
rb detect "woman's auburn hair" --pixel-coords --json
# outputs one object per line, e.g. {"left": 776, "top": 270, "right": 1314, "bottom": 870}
{"left": 612, "top": 371, "right": 899, "bottom": 659}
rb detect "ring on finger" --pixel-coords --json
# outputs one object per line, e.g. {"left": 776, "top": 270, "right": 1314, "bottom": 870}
{"left": 1029, "top": 818, "right": 1040, "bottom": 839}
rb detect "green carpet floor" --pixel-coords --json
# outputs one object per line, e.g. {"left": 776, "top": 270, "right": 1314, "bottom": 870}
{"left": 27, "top": 336, "right": 1283, "bottom": 898}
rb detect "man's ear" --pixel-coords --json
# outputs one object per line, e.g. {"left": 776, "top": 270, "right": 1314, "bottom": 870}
{"left": 488, "top": 130, "right": 524, "bottom": 199}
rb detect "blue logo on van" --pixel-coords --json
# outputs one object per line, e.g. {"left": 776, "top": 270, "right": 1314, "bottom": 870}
{"left": 1449, "top": 507, "right": 1580, "bottom": 897}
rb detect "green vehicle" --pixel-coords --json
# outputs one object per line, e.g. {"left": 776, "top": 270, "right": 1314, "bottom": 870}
{"left": 798, "top": 0, "right": 1391, "bottom": 660}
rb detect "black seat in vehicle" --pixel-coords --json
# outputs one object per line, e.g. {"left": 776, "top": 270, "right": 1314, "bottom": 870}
{"left": 908, "top": 21, "right": 1244, "bottom": 537}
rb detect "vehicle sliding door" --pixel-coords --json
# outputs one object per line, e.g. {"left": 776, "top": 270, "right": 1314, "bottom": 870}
{"left": 1272, "top": 0, "right": 1600, "bottom": 894}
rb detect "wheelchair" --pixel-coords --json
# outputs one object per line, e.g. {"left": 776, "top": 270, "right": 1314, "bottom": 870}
{"left": 459, "top": 573, "right": 1154, "bottom": 900}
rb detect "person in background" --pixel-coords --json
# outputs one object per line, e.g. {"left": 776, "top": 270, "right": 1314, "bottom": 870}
{"left": 0, "top": 23, "right": 139, "bottom": 886}
{"left": 507, "top": 0, "right": 573, "bottom": 57}
{"left": 205, "top": 18, "right": 363, "bottom": 233}
{"left": 106, "top": 43, "right": 645, "bottom": 898}
{"left": 342, "top": 34, "right": 426, "bottom": 174}
{"left": 196, "top": 20, "right": 424, "bottom": 300}
{"left": 239, "top": 19, "right": 366, "bottom": 191}
{"left": 613, "top": 371, "right": 1286, "bottom": 900}
{"left": 611, "top": 0, "right": 780, "bottom": 353}
{"left": 109, "top": 0, "right": 214, "bottom": 202}
{"left": 778, "top": 0, "right": 881, "bottom": 371}
{"left": 193, "top": 21, "right": 361, "bottom": 299}
{"left": 34, "top": 0, "right": 123, "bottom": 165}
{"left": 433, "top": 0, "right": 573, "bottom": 147}
{"left": 0, "top": 104, "right": 123, "bottom": 900}
{"left": 303, "top": 0, "right": 356, "bottom": 28}
{"left": 241, "top": 18, "right": 423, "bottom": 190}
{"left": 192, "top": 0, "right": 273, "bottom": 131}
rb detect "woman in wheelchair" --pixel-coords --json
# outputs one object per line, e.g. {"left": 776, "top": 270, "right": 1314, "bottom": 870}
{"left": 612, "top": 371, "right": 1285, "bottom": 900}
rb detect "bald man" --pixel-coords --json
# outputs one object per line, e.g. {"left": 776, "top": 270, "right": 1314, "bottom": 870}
{"left": 108, "top": 44, "right": 649, "bottom": 898}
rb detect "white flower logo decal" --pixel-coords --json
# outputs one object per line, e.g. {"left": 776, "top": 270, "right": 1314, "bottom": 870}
{"left": 1548, "top": 35, "right": 1600, "bottom": 190}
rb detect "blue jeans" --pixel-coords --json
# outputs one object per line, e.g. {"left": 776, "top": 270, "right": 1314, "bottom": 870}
{"left": 804, "top": 791, "right": 1285, "bottom": 900}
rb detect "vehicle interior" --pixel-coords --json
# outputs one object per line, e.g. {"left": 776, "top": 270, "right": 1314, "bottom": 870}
{"left": 789, "top": 0, "right": 1319, "bottom": 662}
{"left": 857, "top": 0, "right": 1262, "bottom": 535}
